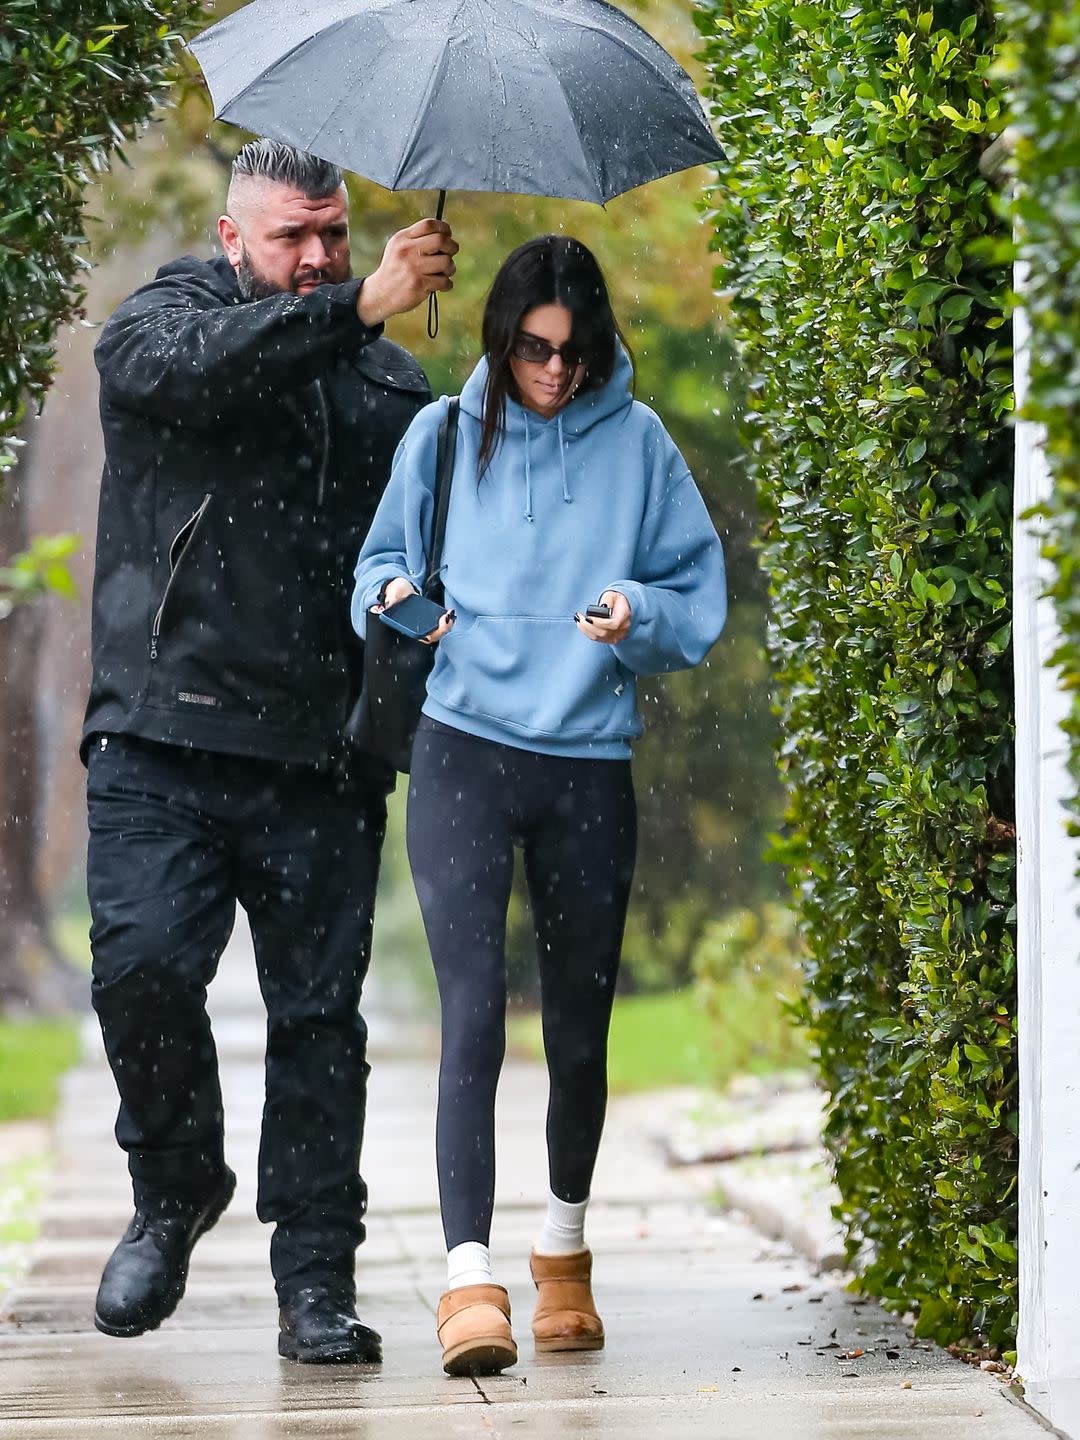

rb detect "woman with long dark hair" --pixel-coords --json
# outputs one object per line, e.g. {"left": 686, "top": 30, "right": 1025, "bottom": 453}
{"left": 352, "top": 235, "right": 726, "bottom": 1376}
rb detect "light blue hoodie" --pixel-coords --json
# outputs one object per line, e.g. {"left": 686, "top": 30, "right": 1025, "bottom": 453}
{"left": 352, "top": 347, "right": 727, "bottom": 759}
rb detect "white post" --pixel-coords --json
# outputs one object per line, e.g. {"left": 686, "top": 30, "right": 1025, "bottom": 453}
{"left": 1014, "top": 259, "right": 1080, "bottom": 1434}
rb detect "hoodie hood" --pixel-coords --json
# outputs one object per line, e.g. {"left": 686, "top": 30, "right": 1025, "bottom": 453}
{"left": 459, "top": 342, "right": 635, "bottom": 437}
{"left": 459, "top": 344, "right": 634, "bottom": 521}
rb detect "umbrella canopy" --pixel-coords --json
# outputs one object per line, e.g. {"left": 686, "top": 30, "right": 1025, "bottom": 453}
{"left": 189, "top": 0, "right": 722, "bottom": 205}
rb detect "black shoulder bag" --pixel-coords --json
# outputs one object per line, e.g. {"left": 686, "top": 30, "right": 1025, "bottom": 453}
{"left": 347, "top": 398, "right": 460, "bottom": 774}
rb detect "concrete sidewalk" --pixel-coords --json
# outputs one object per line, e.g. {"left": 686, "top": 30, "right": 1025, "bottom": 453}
{"left": 0, "top": 924, "right": 1047, "bottom": 1438}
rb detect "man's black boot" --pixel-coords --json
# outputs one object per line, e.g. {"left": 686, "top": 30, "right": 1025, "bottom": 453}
{"left": 94, "top": 1167, "right": 237, "bottom": 1337}
{"left": 278, "top": 1286, "right": 383, "bottom": 1364}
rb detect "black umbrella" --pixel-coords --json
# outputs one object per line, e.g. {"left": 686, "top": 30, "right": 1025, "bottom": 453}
{"left": 190, "top": 0, "right": 722, "bottom": 332}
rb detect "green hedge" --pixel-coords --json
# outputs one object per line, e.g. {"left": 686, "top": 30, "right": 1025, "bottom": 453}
{"left": 0, "top": 0, "right": 203, "bottom": 475}
{"left": 998, "top": 1, "right": 1080, "bottom": 848}
{"left": 697, "top": 0, "right": 1017, "bottom": 1346}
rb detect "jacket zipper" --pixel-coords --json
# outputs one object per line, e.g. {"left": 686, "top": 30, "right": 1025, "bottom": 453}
{"left": 312, "top": 378, "right": 352, "bottom": 747}
{"left": 150, "top": 494, "right": 212, "bottom": 660}
{"left": 314, "top": 381, "right": 330, "bottom": 507}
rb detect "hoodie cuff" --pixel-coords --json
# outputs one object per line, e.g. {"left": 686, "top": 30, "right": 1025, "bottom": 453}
{"left": 604, "top": 582, "right": 642, "bottom": 624}
{"left": 605, "top": 581, "right": 651, "bottom": 670}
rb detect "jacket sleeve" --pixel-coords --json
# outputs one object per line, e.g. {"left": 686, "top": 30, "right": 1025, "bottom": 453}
{"left": 351, "top": 402, "right": 444, "bottom": 640}
{"left": 606, "top": 446, "right": 728, "bottom": 678}
{"left": 94, "top": 271, "right": 384, "bottom": 424}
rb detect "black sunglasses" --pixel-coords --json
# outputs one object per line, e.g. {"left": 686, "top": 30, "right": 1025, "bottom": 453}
{"left": 512, "top": 332, "right": 585, "bottom": 368}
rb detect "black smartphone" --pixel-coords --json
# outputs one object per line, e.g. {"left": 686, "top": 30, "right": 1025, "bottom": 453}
{"left": 585, "top": 603, "right": 612, "bottom": 621}
{"left": 378, "top": 593, "right": 451, "bottom": 639}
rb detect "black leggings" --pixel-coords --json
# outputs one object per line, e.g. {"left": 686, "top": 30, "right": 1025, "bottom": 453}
{"left": 407, "top": 716, "right": 637, "bottom": 1250}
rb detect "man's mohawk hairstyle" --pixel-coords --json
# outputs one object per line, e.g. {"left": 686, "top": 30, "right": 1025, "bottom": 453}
{"left": 230, "top": 139, "right": 343, "bottom": 198}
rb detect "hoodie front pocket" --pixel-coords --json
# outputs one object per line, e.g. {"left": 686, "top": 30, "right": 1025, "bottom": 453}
{"left": 431, "top": 614, "right": 635, "bottom": 739}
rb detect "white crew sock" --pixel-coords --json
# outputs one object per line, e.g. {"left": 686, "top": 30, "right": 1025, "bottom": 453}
{"left": 446, "top": 1241, "right": 495, "bottom": 1291}
{"left": 534, "top": 1190, "right": 589, "bottom": 1256}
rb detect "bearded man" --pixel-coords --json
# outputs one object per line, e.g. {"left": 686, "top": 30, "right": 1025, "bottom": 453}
{"left": 82, "top": 138, "right": 456, "bottom": 1363}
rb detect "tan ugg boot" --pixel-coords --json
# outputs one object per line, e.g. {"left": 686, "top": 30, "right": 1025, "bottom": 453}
{"left": 436, "top": 1284, "right": 518, "bottom": 1376}
{"left": 529, "top": 1248, "right": 605, "bottom": 1352}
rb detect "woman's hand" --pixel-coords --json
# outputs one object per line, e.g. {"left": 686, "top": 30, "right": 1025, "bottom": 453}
{"left": 419, "top": 609, "right": 456, "bottom": 645}
{"left": 370, "top": 576, "right": 456, "bottom": 644}
{"left": 575, "top": 590, "right": 632, "bottom": 645}
{"left": 371, "top": 576, "right": 419, "bottom": 613}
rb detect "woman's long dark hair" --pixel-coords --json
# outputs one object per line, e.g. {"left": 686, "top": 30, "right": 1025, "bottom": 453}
{"left": 477, "top": 235, "right": 633, "bottom": 476}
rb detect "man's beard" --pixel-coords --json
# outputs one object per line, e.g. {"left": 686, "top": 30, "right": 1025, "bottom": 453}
{"left": 235, "top": 245, "right": 351, "bottom": 301}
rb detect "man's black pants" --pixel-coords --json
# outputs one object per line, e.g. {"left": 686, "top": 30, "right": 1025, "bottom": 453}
{"left": 86, "top": 733, "right": 387, "bottom": 1301}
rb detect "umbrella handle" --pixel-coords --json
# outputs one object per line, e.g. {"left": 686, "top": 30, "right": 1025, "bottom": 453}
{"left": 427, "top": 190, "right": 448, "bottom": 339}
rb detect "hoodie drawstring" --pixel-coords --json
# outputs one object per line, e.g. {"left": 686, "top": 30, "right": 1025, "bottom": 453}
{"left": 557, "top": 413, "right": 572, "bottom": 505}
{"left": 524, "top": 411, "right": 533, "bottom": 523}
{"left": 522, "top": 412, "right": 573, "bottom": 522}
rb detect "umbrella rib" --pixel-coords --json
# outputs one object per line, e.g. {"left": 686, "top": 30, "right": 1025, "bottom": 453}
{"left": 538, "top": 68, "right": 604, "bottom": 201}
{"left": 213, "top": 28, "right": 331, "bottom": 121}
{"left": 518, "top": 0, "right": 703, "bottom": 101}
{"left": 501, "top": 0, "right": 718, "bottom": 200}
{"left": 389, "top": 0, "right": 472, "bottom": 193}
{"left": 470, "top": 0, "right": 599, "bottom": 200}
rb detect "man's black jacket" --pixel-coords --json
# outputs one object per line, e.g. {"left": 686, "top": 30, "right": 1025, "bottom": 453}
{"left": 82, "top": 255, "right": 430, "bottom": 767}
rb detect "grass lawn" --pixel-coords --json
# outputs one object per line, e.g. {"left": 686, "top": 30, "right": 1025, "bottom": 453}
{"left": 0, "top": 898, "right": 87, "bottom": 1125}
{"left": 0, "top": 1019, "right": 81, "bottom": 1125}
{"left": 507, "top": 982, "right": 808, "bottom": 1095}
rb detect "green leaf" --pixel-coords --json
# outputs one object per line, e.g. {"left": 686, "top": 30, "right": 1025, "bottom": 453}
{"left": 906, "top": 437, "right": 927, "bottom": 463}
{"left": 940, "top": 293, "right": 974, "bottom": 322}
{"left": 901, "top": 282, "right": 947, "bottom": 309}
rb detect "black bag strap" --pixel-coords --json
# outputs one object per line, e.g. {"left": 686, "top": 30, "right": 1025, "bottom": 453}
{"left": 422, "top": 397, "right": 460, "bottom": 604}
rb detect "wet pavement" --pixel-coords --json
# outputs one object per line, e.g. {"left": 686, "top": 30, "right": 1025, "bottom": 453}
{"left": 0, "top": 923, "right": 1047, "bottom": 1437}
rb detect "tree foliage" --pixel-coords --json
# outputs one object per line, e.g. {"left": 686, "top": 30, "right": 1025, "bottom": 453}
{"left": 0, "top": 0, "right": 205, "bottom": 479}
{"left": 997, "top": 0, "right": 1080, "bottom": 855}
{"left": 698, "top": 0, "right": 1017, "bottom": 1346}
